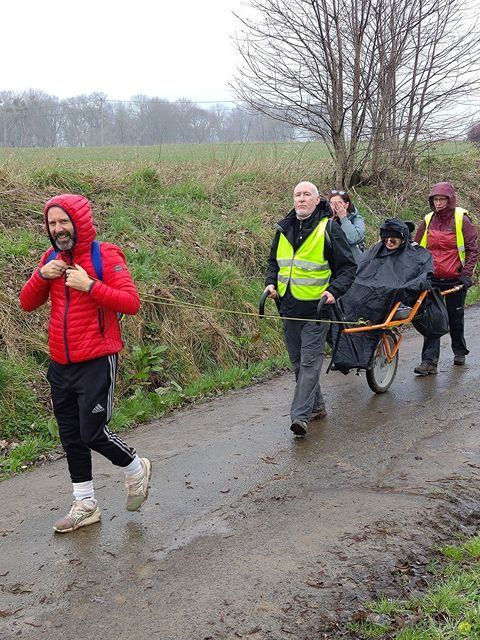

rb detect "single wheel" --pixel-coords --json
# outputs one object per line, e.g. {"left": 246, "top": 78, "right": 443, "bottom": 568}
{"left": 366, "top": 332, "right": 399, "bottom": 393}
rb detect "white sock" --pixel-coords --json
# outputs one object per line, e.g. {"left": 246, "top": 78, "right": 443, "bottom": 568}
{"left": 72, "top": 480, "right": 95, "bottom": 504}
{"left": 122, "top": 455, "right": 142, "bottom": 478}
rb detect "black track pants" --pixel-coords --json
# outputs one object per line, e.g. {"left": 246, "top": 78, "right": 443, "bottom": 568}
{"left": 47, "top": 355, "right": 136, "bottom": 483}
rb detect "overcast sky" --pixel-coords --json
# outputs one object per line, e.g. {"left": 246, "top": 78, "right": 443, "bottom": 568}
{"left": 1, "top": 0, "right": 246, "bottom": 104}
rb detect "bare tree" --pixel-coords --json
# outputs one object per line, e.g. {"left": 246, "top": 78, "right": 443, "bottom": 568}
{"left": 233, "top": 0, "right": 480, "bottom": 186}
{"left": 467, "top": 120, "right": 480, "bottom": 144}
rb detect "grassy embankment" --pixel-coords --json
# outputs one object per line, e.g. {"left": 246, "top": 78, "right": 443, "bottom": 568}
{"left": 1, "top": 141, "right": 479, "bottom": 475}
{"left": 348, "top": 534, "right": 480, "bottom": 638}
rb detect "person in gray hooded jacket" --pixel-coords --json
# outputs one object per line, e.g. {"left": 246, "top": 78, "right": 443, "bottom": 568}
{"left": 329, "top": 190, "right": 366, "bottom": 261}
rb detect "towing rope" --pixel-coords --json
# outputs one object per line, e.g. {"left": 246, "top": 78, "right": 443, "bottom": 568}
{"left": 138, "top": 292, "right": 369, "bottom": 326}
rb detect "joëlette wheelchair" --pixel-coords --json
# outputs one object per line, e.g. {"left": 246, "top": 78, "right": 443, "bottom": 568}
{"left": 259, "top": 285, "right": 462, "bottom": 394}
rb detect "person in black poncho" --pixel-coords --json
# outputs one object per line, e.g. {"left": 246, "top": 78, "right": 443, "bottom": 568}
{"left": 332, "top": 219, "right": 434, "bottom": 373}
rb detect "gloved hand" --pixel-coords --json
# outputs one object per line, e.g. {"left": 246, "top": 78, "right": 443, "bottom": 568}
{"left": 459, "top": 273, "right": 473, "bottom": 289}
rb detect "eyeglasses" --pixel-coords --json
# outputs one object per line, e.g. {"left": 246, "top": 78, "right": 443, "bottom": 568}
{"left": 330, "top": 190, "right": 347, "bottom": 196}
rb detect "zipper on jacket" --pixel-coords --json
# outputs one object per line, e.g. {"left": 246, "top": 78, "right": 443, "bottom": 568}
{"left": 63, "top": 253, "right": 73, "bottom": 363}
{"left": 98, "top": 308, "right": 105, "bottom": 335}
{"left": 288, "top": 220, "right": 302, "bottom": 288}
{"left": 63, "top": 283, "right": 71, "bottom": 363}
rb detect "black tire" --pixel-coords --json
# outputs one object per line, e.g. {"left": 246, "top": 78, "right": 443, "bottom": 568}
{"left": 366, "top": 331, "right": 399, "bottom": 394}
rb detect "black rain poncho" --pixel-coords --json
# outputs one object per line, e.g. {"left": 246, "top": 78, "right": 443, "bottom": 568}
{"left": 331, "top": 219, "right": 434, "bottom": 372}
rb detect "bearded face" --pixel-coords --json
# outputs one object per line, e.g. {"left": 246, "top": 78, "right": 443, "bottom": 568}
{"left": 47, "top": 206, "right": 75, "bottom": 250}
{"left": 54, "top": 229, "right": 75, "bottom": 251}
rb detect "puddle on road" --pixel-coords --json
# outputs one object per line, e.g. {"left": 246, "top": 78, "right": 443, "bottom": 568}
{"left": 150, "top": 516, "right": 233, "bottom": 561}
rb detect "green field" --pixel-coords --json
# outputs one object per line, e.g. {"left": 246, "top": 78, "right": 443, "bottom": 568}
{"left": 0, "top": 141, "right": 335, "bottom": 169}
{"left": 0, "top": 139, "right": 471, "bottom": 168}
{"left": 1, "top": 140, "right": 479, "bottom": 474}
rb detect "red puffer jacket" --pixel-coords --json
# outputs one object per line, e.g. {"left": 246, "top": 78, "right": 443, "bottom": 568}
{"left": 20, "top": 194, "right": 140, "bottom": 364}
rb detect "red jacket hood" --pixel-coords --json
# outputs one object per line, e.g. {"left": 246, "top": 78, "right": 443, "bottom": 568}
{"left": 43, "top": 194, "right": 96, "bottom": 252}
{"left": 428, "top": 182, "right": 457, "bottom": 213}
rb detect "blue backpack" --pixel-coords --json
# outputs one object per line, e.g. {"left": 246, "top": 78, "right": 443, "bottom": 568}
{"left": 45, "top": 240, "right": 103, "bottom": 280}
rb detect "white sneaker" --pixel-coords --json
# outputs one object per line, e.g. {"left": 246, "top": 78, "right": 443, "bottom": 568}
{"left": 125, "top": 458, "right": 152, "bottom": 511}
{"left": 53, "top": 500, "right": 101, "bottom": 533}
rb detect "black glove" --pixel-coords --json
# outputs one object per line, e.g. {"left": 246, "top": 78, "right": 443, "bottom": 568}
{"left": 459, "top": 273, "right": 473, "bottom": 289}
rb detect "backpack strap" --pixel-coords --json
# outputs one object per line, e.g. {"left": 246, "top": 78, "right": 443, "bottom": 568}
{"left": 44, "top": 241, "right": 103, "bottom": 280}
{"left": 90, "top": 240, "right": 122, "bottom": 320}
{"left": 91, "top": 240, "right": 103, "bottom": 281}
{"left": 45, "top": 250, "right": 59, "bottom": 263}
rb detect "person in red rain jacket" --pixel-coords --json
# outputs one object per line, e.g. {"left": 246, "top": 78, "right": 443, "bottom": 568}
{"left": 20, "top": 194, "right": 152, "bottom": 533}
{"left": 413, "top": 182, "right": 478, "bottom": 375}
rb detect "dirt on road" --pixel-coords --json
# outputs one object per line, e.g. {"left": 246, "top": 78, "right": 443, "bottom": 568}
{"left": 1, "top": 310, "right": 480, "bottom": 640}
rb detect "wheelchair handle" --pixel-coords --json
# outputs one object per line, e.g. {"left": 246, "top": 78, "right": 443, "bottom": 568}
{"left": 316, "top": 296, "right": 327, "bottom": 322}
{"left": 440, "top": 284, "right": 464, "bottom": 296}
{"left": 259, "top": 289, "right": 270, "bottom": 318}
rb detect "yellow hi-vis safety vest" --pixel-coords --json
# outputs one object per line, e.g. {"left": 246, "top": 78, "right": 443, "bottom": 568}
{"left": 419, "top": 207, "right": 467, "bottom": 265}
{"left": 276, "top": 217, "right": 332, "bottom": 300}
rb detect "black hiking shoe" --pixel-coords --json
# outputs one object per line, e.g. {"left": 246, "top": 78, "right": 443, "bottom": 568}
{"left": 454, "top": 355, "right": 465, "bottom": 366}
{"left": 414, "top": 362, "right": 437, "bottom": 376}
{"left": 290, "top": 420, "right": 308, "bottom": 438}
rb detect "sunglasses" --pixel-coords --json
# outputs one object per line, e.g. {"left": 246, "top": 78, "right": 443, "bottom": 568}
{"left": 330, "top": 190, "right": 347, "bottom": 196}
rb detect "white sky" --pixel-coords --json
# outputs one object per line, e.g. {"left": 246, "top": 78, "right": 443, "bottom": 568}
{"left": 1, "top": 0, "right": 246, "bottom": 104}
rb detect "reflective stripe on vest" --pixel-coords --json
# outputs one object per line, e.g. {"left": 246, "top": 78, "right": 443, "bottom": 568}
{"left": 419, "top": 208, "right": 467, "bottom": 265}
{"left": 276, "top": 217, "right": 331, "bottom": 300}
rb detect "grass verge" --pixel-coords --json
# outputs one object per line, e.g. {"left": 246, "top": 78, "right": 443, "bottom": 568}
{"left": 347, "top": 533, "right": 480, "bottom": 639}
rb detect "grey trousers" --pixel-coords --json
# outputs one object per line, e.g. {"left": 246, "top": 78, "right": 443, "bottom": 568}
{"left": 282, "top": 319, "right": 329, "bottom": 423}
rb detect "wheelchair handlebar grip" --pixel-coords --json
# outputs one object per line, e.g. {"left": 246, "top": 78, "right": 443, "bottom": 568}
{"left": 259, "top": 290, "right": 270, "bottom": 318}
{"left": 440, "top": 283, "right": 464, "bottom": 296}
{"left": 316, "top": 296, "right": 327, "bottom": 321}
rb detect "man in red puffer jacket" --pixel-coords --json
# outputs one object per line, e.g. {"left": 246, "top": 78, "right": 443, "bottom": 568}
{"left": 414, "top": 182, "right": 478, "bottom": 375}
{"left": 20, "top": 194, "right": 152, "bottom": 533}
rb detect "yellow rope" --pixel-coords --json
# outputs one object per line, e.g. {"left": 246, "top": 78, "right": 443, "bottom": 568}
{"left": 138, "top": 292, "right": 368, "bottom": 326}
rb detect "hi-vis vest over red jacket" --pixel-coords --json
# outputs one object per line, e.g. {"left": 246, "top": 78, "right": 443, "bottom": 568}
{"left": 20, "top": 194, "right": 140, "bottom": 364}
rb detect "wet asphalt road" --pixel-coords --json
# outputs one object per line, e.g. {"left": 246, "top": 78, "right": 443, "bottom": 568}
{"left": 1, "top": 309, "right": 480, "bottom": 639}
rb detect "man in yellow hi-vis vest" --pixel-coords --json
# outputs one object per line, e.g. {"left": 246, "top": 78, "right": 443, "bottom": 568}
{"left": 264, "top": 181, "right": 356, "bottom": 437}
{"left": 413, "top": 182, "right": 478, "bottom": 375}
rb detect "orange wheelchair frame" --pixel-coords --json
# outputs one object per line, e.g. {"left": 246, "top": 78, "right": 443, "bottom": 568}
{"left": 336, "top": 285, "right": 462, "bottom": 392}
{"left": 259, "top": 285, "right": 462, "bottom": 394}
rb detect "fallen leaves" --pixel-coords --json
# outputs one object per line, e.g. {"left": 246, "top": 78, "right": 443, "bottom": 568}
{"left": 260, "top": 454, "right": 277, "bottom": 465}
{"left": 0, "top": 608, "right": 22, "bottom": 617}
{"left": 1, "top": 583, "right": 33, "bottom": 595}
{"left": 305, "top": 579, "right": 325, "bottom": 589}
{"left": 24, "top": 618, "right": 43, "bottom": 627}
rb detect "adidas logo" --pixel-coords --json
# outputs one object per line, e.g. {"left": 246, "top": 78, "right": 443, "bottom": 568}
{"left": 91, "top": 403, "right": 105, "bottom": 414}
